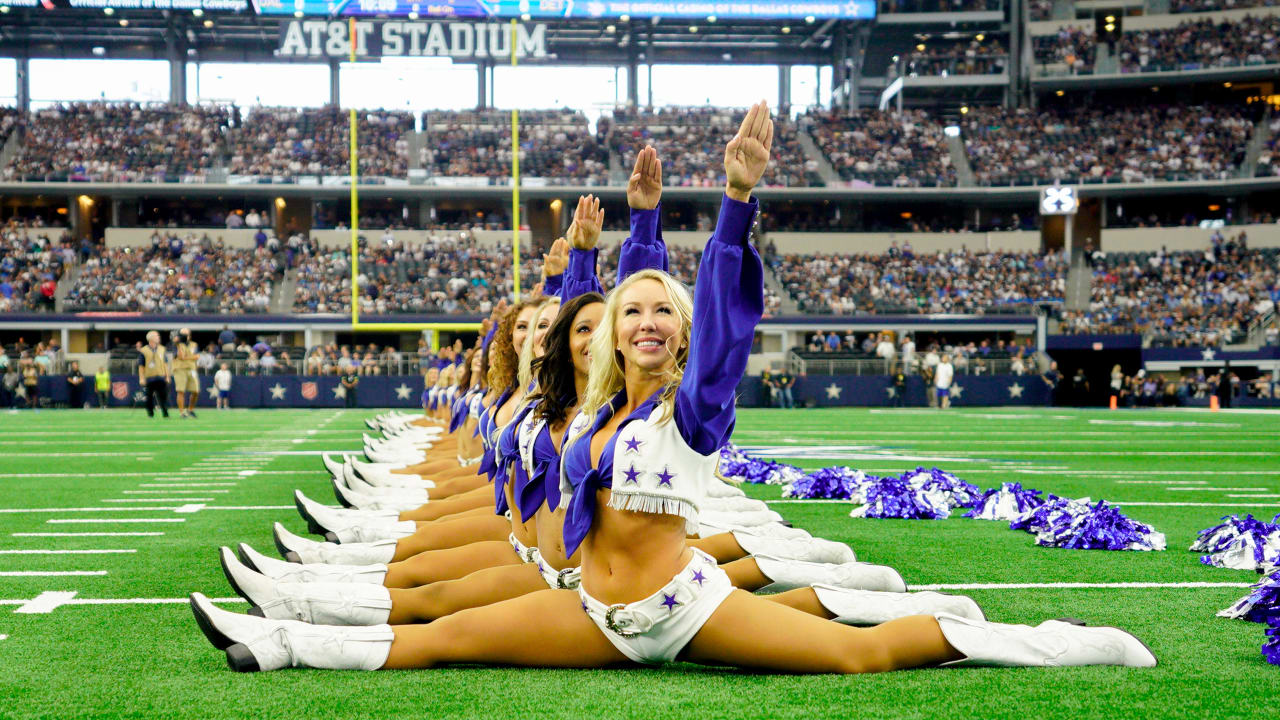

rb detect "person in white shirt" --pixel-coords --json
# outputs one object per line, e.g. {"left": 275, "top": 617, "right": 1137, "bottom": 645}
{"left": 245, "top": 211, "right": 262, "bottom": 228}
{"left": 214, "top": 363, "right": 233, "bottom": 410}
{"left": 901, "top": 335, "right": 916, "bottom": 372}
{"left": 935, "top": 354, "right": 955, "bottom": 410}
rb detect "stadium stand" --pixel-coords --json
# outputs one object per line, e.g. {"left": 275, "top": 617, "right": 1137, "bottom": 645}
{"left": 421, "top": 110, "right": 609, "bottom": 185}
{"left": 229, "top": 107, "right": 412, "bottom": 178}
{"left": 806, "top": 110, "right": 956, "bottom": 187}
{"left": 904, "top": 38, "right": 1009, "bottom": 76}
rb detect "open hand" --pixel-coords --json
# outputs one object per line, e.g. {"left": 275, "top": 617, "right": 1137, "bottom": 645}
{"left": 566, "top": 195, "right": 604, "bottom": 250}
{"left": 627, "top": 146, "right": 662, "bottom": 210}
{"left": 724, "top": 100, "right": 774, "bottom": 202}
{"left": 542, "top": 236, "right": 569, "bottom": 277}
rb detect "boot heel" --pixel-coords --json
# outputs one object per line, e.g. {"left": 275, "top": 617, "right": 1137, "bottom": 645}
{"left": 226, "top": 643, "right": 261, "bottom": 673}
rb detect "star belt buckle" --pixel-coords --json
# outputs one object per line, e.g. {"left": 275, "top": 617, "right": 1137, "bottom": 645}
{"left": 604, "top": 604, "right": 642, "bottom": 637}
{"left": 556, "top": 568, "right": 577, "bottom": 589}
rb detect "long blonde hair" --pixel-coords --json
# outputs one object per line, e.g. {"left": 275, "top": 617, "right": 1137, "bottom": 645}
{"left": 518, "top": 297, "right": 560, "bottom": 392}
{"left": 579, "top": 269, "right": 693, "bottom": 429}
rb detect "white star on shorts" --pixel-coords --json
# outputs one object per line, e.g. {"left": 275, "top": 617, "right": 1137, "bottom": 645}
{"left": 269, "top": 383, "right": 286, "bottom": 400}
{"left": 825, "top": 383, "right": 842, "bottom": 399}
{"left": 394, "top": 384, "right": 412, "bottom": 400}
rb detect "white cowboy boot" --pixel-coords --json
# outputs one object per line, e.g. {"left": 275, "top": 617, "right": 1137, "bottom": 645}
{"left": 701, "top": 509, "right": 785, "bottom": 528}
{"left": 273, "top": 523, "right": 397, "bottom": 565}
{"left": 699, "top": 522, "right": 811, "bottom": 541}
{"left": 237, "top": 543, "right": 387, "bottom": 584}
{"left": 934, "top": 612, "right": 1158, "bottom": 667}
{"left": 190, "top": 593, "right": 393, "bottom": 672}
{"left": 754, "top": 556, "right": 906, "bottom": 592}
{"left": 810, "top": 585, "right": 984, "bottom": 625}
{"left": 332, "top": 478, "right": 424, "bottom": 512}
{"left": 321, "top": 453, "right": 347, "bottom": 478}
{"left": 221, "top": 548, "right": 392, "bottom": 626}
{"left": 347, "top": 459, "right": 432, "bottom": 488}
{"left": 342, "top": 472, "right": 430, "bottom": 501}
{"left": 704, "top": 480, "right": 746, "bottom": 498}
{"left": 733, "top": 533, "right": 856, "bottom": 564}
{"left": 295, "top": 490, "right": 400, "bottom": 530}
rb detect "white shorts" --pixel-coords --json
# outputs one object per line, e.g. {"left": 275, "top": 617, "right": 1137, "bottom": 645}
{"left": 526, "top": 547, "right": 582, "bottom": 590}
{"left": 579, "top": 548, "right": 734, "bottom": 665}
{"left": 457, "top": 455, "right": 482, "bottom": 467}
{"left": 508, "top": 533, "right": 536, "bottom": 563}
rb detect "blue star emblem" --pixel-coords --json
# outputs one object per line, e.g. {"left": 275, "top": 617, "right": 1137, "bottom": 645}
{"left": 660, "top": 593, "right": 680, "bottom": 611}
{"left": 690, "top": 570, "right": 706, "bottom": 586}
{"left": 656, "top": 467, "right": 675, "bottom": 487}
{"left": 581, "top": 600, "right": 589, "bottom": 612}
{"left": 623, "top": 436, "right": 642, "bottom": 453}
{"left": 622, "top": 464, "right": 641, "bottom": 484}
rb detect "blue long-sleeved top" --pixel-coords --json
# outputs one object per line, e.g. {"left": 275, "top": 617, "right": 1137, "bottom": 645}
{"left": 558, "top": 195, "right": 762, "bottom": 556}
{"left": 493, "top": 398, "right": 538, "bottom": 516}
{"left": 544, "top": 271, "right": 563, "bottom": 298}
{"left": 476, "top": 386, "right": 514, "bottom": 481}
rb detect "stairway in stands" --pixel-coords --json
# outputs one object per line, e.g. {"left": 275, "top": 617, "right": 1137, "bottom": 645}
{"left": 796, "top": 128, "right": 841, "bottom": 186}
{"left": 273, "top": 268, "right": 298, "bottom": 314}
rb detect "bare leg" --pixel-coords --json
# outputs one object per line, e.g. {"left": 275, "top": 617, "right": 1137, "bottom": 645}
{"left": 689, "top": 533, "right": 748, "bottom": 564}
{"left": 428, "top": 475, "right": 488, "bottom": 497}
{"left": 383, "top": 589, "right": 627, "bottom": 669}
{"left": 390, "top": 515, "right": 511, "bottom": 561}
{"left": 387, "top": 563, "right": 547, "bottom": 623}
{"left": 398, "top": 490, "right": 492, "bottom": 522}
{"left": 382, "top": 540, "right": 522, "bottom": 588}
{"left": 682, "top": 590, "right": 961, "bottom": 673}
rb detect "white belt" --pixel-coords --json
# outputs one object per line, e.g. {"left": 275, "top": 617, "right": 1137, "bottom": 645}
{"left": 527, "top": 547, "right": 581, "bottom": 589}
{"left": 508, "top": 533, "right": 536, "bottom": 563}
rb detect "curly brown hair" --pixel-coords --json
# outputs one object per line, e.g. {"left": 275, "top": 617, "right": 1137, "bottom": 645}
{"left": 486, "top": 299, "right": 536, "bottom": 392}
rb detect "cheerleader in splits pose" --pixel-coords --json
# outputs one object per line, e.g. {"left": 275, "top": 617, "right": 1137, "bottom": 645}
{"left": 194, "top": 105, "right": 1155, "bottom": 671}
{"left": 215, "top": 183, "right": 950, "bottom": 627}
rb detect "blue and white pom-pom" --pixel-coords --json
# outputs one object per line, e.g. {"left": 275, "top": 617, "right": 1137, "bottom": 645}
{"left": 784, "top": 466, "right": 877, "bottom": 501}
{"left": 901, "top": 467, "right": 983, "bottom": 509}
{"left": 964, "top": 482, "right": 1046, "bottom": 521}
{"left": 1010, "top": 496, "right": 1165, "bottom": 551}
{"left": 850, "top": 475, "right": 951, "bottom": 520}
{"left": 1218, "top": 568, "right": 1280, "bottom": 624}
{"left": 1265, "top": 619, "right": 1280, "bottom": 667}
{"left": 1191, "top": 514, "right": 1280, "bottom": 571}
{"left": 718, "top": 444, "right": 806, "bottom": 486}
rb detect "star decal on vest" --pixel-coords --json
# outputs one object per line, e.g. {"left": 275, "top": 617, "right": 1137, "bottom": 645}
{"left": 656, "top": 467, "right": 675, "bottom": 487}
{"left": 623, "top": 436, "right": 642, "bottom": 453}
{"left": 690, "top": 569, "right": 706, "bottom": 586}
{"left": 623, "top": 464, "right": 641, "bottom": 484}
{"left": 660, "top": 593, "right": 681, "bottom": 611}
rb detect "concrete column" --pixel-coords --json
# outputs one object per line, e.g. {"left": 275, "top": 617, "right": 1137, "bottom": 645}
{"left": 329, "top": 59, "right": 341, "bottom": 107}
{"left": 627, "top": 57, "right": 639, "bottom": 107}
{"left": 476, "top": 62, "right": 488, "bottom": 109}
{"left": 15, "top": 55, "right": 29, "bottom": 112}
{"left": 169, "top": 56, "right": 187, "bottom": 106}
{"left": 778, "top": 65, "right": 791, "bottom": 116}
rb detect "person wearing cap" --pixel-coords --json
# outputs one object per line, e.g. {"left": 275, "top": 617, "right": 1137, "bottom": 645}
{"left": 172, "top": 327, "right": 200, "bottom": 418}
{"left": 139, "top": 331, "right": 171, "bottom": 418}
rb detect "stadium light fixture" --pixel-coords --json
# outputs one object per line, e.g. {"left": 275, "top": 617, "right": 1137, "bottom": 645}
{"left": 1056, "top": 90, "right": 1064, "bottom": 96}
{"left": 689, "top": 25, "right": 697, "bottom": 33}
{"left": 975, "top": 34, "right": 984, "bottom": 42}
{"left": 521, "top": 12, "right": 531, "bottom": 20}
{"left": 1208, "top": 204, "right": 1221, "bottom": 212}
{"left": 294, "top": 10, "right": 303, "bottom": 17}
{"left": 943, "top": 125, "right": 960, "bottom": 137}
{"left": 203, "top": 19, "right": 213, "bottom": 27}
{"left": 916, "top": 44, "right": 925, "bottom": 51}
{"left": 1104, "top": 23, "right": 1115, "bottom": 32}
{"left": 900, "top": 212, "right": 912, "bottom": 219}
{"left": 119, "top": 18, "right": 128, "bottom": 26}
{"left": 1224, "top": 82, "right": 1232, "bottom": 88}
{"left": 620, "top": 14, "right": 629, "bottom": 22}
{"left": 605, "top": 24, "right": 615, "bottom": 33}
{"left": 407, "top": 11, "right": 417, "bottom": 18}
{"left": 92, "top": 46, "right": 106, "bottom": 56}
{"left": 960, "top": 105, "right": 969, "bottom": 114}
{"left": 0, "top": 7, "right": 9, "bottom": 14}
{"left": 1105, "top": 15, "right": 1116, "bottom": 22}
{"left": 805, "top": 15, "right": 816, "bottom": 23}
{"left": 103, "top": 7, "right": 114, "bottom": 15}
{"left": 275, "top": 197, "right": 286, "bottom": 210}
{"left": 707, "top": 15, "right": 716, "bottom": 22}
{"left": 192, "top": 8, "right": 203, "bottom": 16}
{"left": 781, "top": 26, "right": 791, "bottom": 34}
{"left": 549, "top": 198, "right": 563, "bottom": 212}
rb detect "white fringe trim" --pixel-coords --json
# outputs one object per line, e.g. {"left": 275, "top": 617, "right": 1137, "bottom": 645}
{"left": 606, "top": 492, "right": 700, "bottom": 535}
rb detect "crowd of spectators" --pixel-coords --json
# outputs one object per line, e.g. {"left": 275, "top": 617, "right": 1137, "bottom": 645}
{"left": 421, "top": 110, "right": 609, "bottom": 185}
{"left": 65, "top": 235, "right": 280, "bottom": 314}
{"left": 1114, "top": 15, "right": 1280, "bottom": 72}
{"left": 0, "top": 219, "right": 74, "bottom": 312}
{"left": 904, "top": 39, "right": 1009, "bottom": 76}
{"left": 1029, "top": 0, "right": 1054, "bottom": 21}
{"left": 879, "top": 0, "right": 1001, "bottom": 11}
{"left": 1065, "top": 232, "right": 1279, "bottom": 346}
{"left": 1170, "top": 0, "right": 1279, "bottom": 13}
{"left": 962, "top": 105, "right": 1253, "bottom": 186}
{"left": 1033, "top": 26, "right": 1097, "bottom": 73}
{"left": 807, "top": 110, "right": 956, "bottom": 187}
{"left": 769, "top": 245, "right": 1067, "bottom": 315}
{"left": 611, "top": 107, "right": 817, "bottom": 188}
{"left": 4, "top": 103, "right": 229, "bottom": 182}
{"left": 228, "top": 107, "right": 412, "bottom": 178}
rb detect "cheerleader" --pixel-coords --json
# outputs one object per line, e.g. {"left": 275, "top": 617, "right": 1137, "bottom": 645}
{"left": 193, "top": 104, "right": 1154, "bottom": 672}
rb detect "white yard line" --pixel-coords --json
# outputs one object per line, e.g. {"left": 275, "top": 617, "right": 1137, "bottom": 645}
{"left": 2, "top": 508, "right": 181, "bottom": 514}
{"left": 1166, "top": 487, "right": 1271, "bottom": 492}
{"left": 1227, "top": 494, "right": 1280, "bottom": 498}
{"left": 0, "top": 596, "right": 243, "bottom": 607}
{"left": 767, "top": 499, "right": 1280, "bottom": 508}
{"left": 121, "top": 490, "right": 230, "bottom": 494}
{"left": 14, "top": 591, "right": 79, "bottom": 614}
{"left": 12, "top": 527, "right": 165, "bottom": 532}
{"left": 0, "top": 549, "right": 135, "bottom": 554}
{"left": 0, "top": 571, "right": 107, "bottom": 577}
{"left": 137, "top": 484, "right": 237, "bottom": 488}
{"left": 0, "top": 471, "right": 314, "bottom": 478}
{"left": 46, "top": 518, "right": 184, "bottom": 524}
{"left": 911, "top": 581, "right": 1253, "bottom": 591}
{"left": 101, "top": 498, "right": 215, "bottom": 503}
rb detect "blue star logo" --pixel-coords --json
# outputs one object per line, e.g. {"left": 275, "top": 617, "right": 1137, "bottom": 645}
{"left": 623, "top": 436, "right": 642, "bottom": 453}
{"left": 660, "top": 593, "right": 680, "bottom": 611}
{"left": 690, "top": 570, "right": 706, "bottom": 586}
{"left": 581, "top": 600, "right": 588, "bottom": 612}
{"left": 623, "top": 464, "right": 641, "bottom": 484}
{"left": 656, "top": 467, "right": 675, "bottom": 487}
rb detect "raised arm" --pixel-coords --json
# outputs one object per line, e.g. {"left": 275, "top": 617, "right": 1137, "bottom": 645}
{"left": 541, "top": 237, "right": 567, "bottom": 298}
{"left": 561, "top": 195, "right": 605, "bottom": 302}
{"left": 617, "top": 145, "right": 668, "bottom": 282}
{"left": 674, "top": 101, "right": 772, "bottom": 455}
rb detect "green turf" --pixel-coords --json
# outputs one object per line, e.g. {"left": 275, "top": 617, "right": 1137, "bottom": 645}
{"left": 1, "top": 407, "right": 1277, "bottom": 719}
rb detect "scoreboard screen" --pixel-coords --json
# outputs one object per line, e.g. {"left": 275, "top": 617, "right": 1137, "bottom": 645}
{"left": 249, "top": 0, "right": 876, "bottom": 21}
